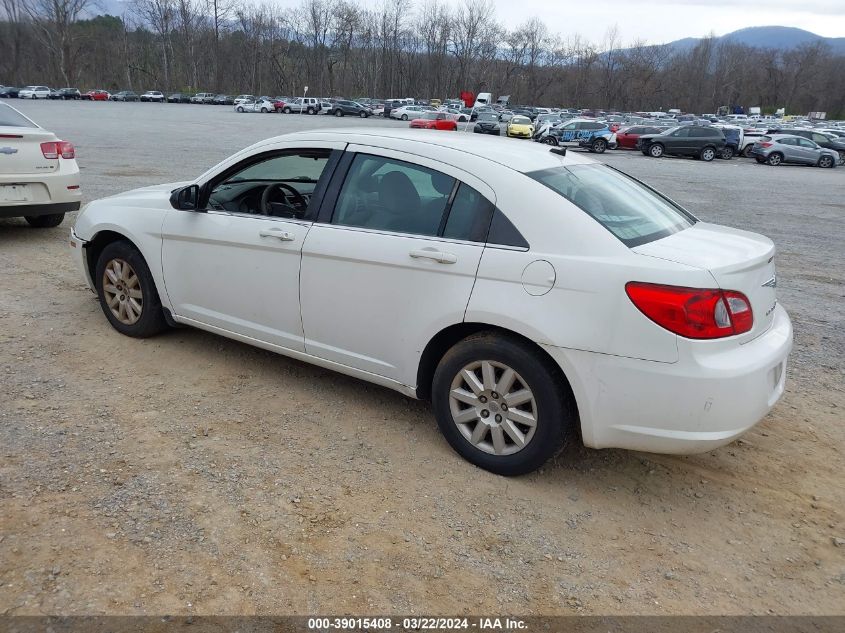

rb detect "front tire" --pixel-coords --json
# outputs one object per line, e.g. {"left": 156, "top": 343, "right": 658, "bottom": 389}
{"left": 432, "top": 333, "right": 574, "bottom": 476}
{"left": 95, "top": 241, "right": 168, "bottom": 338}
{"left": 335, "top": 109, "right": 343, "bottom": 117}
{"left": 818, "top": 155, "right": 835, "bottom": 168}
{"left": 25, "top": 213, "right": 64, "bottom": 228}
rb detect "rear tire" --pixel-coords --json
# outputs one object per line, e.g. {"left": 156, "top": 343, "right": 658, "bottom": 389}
{"left": 335, "top": 109, "right": 343, "bottom": 117}
{"left": 401, "top": 114, "right": 408, "bottom": 121}
{"left": 95, "top": 241, "right": 168, "bottom": 338}
{"left": 649, "top": 143, "right": 664, "bottom": 158}
{"left": 767, "top": 152, "right": 783, "bottom": 166}
{"left": 742, "top": 145, "right": 754, "bottom": 158}
{"left": 720, "top": 146, "right": 734, "bottom": 159}
{"left": 25, "top": 213, "right": 65, "bottom": 228}
{"left": 283, "top": 107, "right": 291, "bottom": 114}
{"left": 701, "top": 147, "right": 716, "bottom": 162}
{"left": 592, "top": 138, "right": 607, "bottom": 153}
{"left": 432, "top": 333, "right": 574, "bottom": 476}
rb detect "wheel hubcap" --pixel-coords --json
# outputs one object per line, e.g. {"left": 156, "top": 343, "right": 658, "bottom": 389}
{"left": 103, "top": 259, "right": 143, "bottom": 325}
{"left": 449, "top": 360, "right": 538, "bottom": 456}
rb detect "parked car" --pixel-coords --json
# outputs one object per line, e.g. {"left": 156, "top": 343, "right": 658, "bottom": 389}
{"left": 167, "top": 92, "right": 191, "bottom": 103}
{"left": 536, "top": 119, "right": 611, "bottom": 148}
{"left": 637, "top": 126, "right": 726, "bottom": 161}
{"left": 767, "top": 128, "right": 845, "bottom": 165}
{"left": 390, "top": 105, "right": 433, "bottom": 121}
{"left": 473, "top": 112, "right": 501, "bottom": 135}
{"left": 715, "top": 125, "right": 743, "bottom": 159}
{"left": 0, "top": 86, "right": 20, "bottom": 98}
{"left": 327, "top": 100, "right": 372, "bottom": 118}
{"left": 70, "top": 129, "right": 793, "bottom": 476}
{"left": 82, "top": 89, "right": 110, "bottom": 101}
{"left": 0, "top": 102, "right": 80, "bottom": 228}
{"left": 280, "top": 97, "right": 321, "bottom": 114}
{"left": 750, "top": 134, "right": 838, "bottom": 168}
{"left": 506, "top": 116, "right": 534, "bottom": 139}
{"left": 190, "top": 92, "right": 214, "bottom": 104}
{"left": 49, "top": 88, "right": 81, "bottom": 100}
{"left": 318, "top": 100, "right": 334, "bottom": 114}
{"left": 615, "top": 126, "right": 663, "bottom": 149}
{"left": 409, "top": 111, "right": 458, "bottom": 131}
{"left": 212, "top": 94, "right": 234, "bottom": 105}
{"left": 18, "top": 86, "right": 51, "bottom": 99}
{"left": 233, "top": 94, "right": 255, "bottom": 105}
{"left": 140, "top": 91, "right": 165, "bottom": 102}
{"left": 111, "top": 91, "right": 140, "bottom": 102}
{"left": 234, "top": 98, "right": 275, "bottom": 113}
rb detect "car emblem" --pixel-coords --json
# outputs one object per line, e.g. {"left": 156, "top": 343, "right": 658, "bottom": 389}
{"left": 0, "top": 147, "right": 18, "bottom": 155}
{"left": 762, "top": 276, "right": 777, "bottom": 288}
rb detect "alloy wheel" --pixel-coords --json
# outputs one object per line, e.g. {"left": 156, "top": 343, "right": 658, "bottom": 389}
{"left": 102, "top": 259, "right": 143, "bottom": 325}
{"left": 449, "top": 360, "right": 538, "bottom": 456}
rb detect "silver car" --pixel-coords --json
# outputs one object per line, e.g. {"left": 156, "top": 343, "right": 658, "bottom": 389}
{"left": 751, "top": 134, "right": 838, "bottom": 168}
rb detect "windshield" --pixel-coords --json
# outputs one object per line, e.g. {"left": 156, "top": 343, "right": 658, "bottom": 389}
{"left": 478, "top": 113, "right": 498, "bottom": 122}
{"left": 527, "top": 164, "right": 696, "bottom": 247}
{"left": 511, "top": 116, "right": 531, "bottom": 124}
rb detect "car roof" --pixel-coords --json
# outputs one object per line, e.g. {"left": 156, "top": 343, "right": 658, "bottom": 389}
{"left": 256, "top": 128, "right": 596, "bottom": 174}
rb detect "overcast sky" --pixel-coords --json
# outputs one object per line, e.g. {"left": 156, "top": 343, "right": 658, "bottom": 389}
{"left": 277, "top": 0, "right": 845, "bottom": 44}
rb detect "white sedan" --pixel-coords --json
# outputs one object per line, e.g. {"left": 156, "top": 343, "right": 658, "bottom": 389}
{"left": 70, "top": 129, "right": 792, "bottom": 475}
{"left": 235, "top": 98, "right": 275, "bottom": 113}
{"left": 0, "top": 102, "right": 81, "bottom": 227}
{"left": 389, "top": 105, "right": 434, "bottom": 121}
{"left": 18, "top": 85, "right": 51, "bottom": 99}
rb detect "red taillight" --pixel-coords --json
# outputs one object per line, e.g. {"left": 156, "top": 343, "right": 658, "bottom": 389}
{"left": 41, "top": 141, "right": 75, "bottom": 160}
{"left": 625, "top": 282, "right": 754, "bottom": 339}
{"left": 759, "top": 142, "right": 772, "bottom": 148}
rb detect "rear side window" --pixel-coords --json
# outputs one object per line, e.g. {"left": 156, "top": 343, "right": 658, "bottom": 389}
{"left": 443, "top": 184, "right": 494, "bottom": 242}
{"left": 333, "top": 154, "right": 455, "bottom": 237}
{"left": 527, "top": 164, "right": 696, "bottom": 247}
{"left": 0, "top": 104, "right": 37, "bottom": 128}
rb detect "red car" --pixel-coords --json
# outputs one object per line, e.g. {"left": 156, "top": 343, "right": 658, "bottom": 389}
{"left": 82, "top": 89, "right": 110, "bottom": 101}
{"left": 615, "top": 125, "right": 664, "bottom": 149}
{"left": 409, "top": 112, "right": 458, "bottom": 131}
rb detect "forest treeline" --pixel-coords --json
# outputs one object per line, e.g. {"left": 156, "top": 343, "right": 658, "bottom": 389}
{"left": 2, "top": 0, "right": 844, "bottom": 116}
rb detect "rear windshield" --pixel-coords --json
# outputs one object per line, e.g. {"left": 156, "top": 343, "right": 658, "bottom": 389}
{"left": 527, "top": 164, "right": 696, "bottom": 247}
{"left": 0, "top": 104, "right": 37, "bottom": 128}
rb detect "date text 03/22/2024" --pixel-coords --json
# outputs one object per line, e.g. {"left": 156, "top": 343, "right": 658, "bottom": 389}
{"left": 307, "top": 617, "right": 527, "bottom": 630}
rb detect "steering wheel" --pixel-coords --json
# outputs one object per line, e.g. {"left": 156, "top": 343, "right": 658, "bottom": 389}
{"left": 260, "top": 183, "right": 307, "bottom": 215}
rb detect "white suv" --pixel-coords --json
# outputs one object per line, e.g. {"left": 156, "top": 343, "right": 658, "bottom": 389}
{"left": 0, "top": 103, "right": 81, "bottom": 227}
{"left": 18, "top": 86, "right": 51, "bottom": 99}
{"left": 279, "top": 97, "right": 320, "bottom": 114}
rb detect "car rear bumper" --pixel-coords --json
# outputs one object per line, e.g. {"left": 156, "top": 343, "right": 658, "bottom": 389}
{"left": 0, "top": 201, "right": 80, "bottom": 218}
{"left": 0, "top": 166, "right": 82, "bottom": 216}
{"left": 542, "top": 304, "right": 793, "bottom": 454}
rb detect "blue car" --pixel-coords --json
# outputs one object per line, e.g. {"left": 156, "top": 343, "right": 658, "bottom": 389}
{"left": 537, "top": 119, "right": 617, "bottom": 153}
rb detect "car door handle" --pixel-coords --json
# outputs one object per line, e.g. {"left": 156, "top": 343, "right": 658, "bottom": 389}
{"left": 258, "top": 228, "right": 296, "bottom": 241}
{"left": 409, "top": 248, "right": 457, "bottom": 264}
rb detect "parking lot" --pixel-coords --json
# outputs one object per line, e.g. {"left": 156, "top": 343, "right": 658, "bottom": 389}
{"left": 1, "top": 100, "right": 843, "bottom": 615}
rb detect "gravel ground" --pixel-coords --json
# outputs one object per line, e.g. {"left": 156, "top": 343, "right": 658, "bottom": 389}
{"left": 1, "top": 101, "right": 843, "bottom": 616}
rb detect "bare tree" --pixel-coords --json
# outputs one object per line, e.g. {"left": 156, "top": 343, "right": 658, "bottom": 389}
{"left": 22, "top": 0, "right": 93, "bottom": 84}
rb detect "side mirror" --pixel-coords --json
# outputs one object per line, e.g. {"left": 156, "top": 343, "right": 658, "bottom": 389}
{"left": 170, "top": 184, "right": 200, "bottom": 211}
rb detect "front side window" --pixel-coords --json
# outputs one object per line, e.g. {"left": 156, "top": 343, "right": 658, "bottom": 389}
{"left": 527, "top": 164, "right": 696, "bottom": 247}
{"left": 207, "top": 150, "right": 332, "bottom": 217}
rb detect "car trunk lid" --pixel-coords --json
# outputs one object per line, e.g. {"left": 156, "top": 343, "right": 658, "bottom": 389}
{"left": 633, "top": 222, "right": 778, "bottom": 343}
{"left": 0, "top": 126, "right": 59, "bottom": 175}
